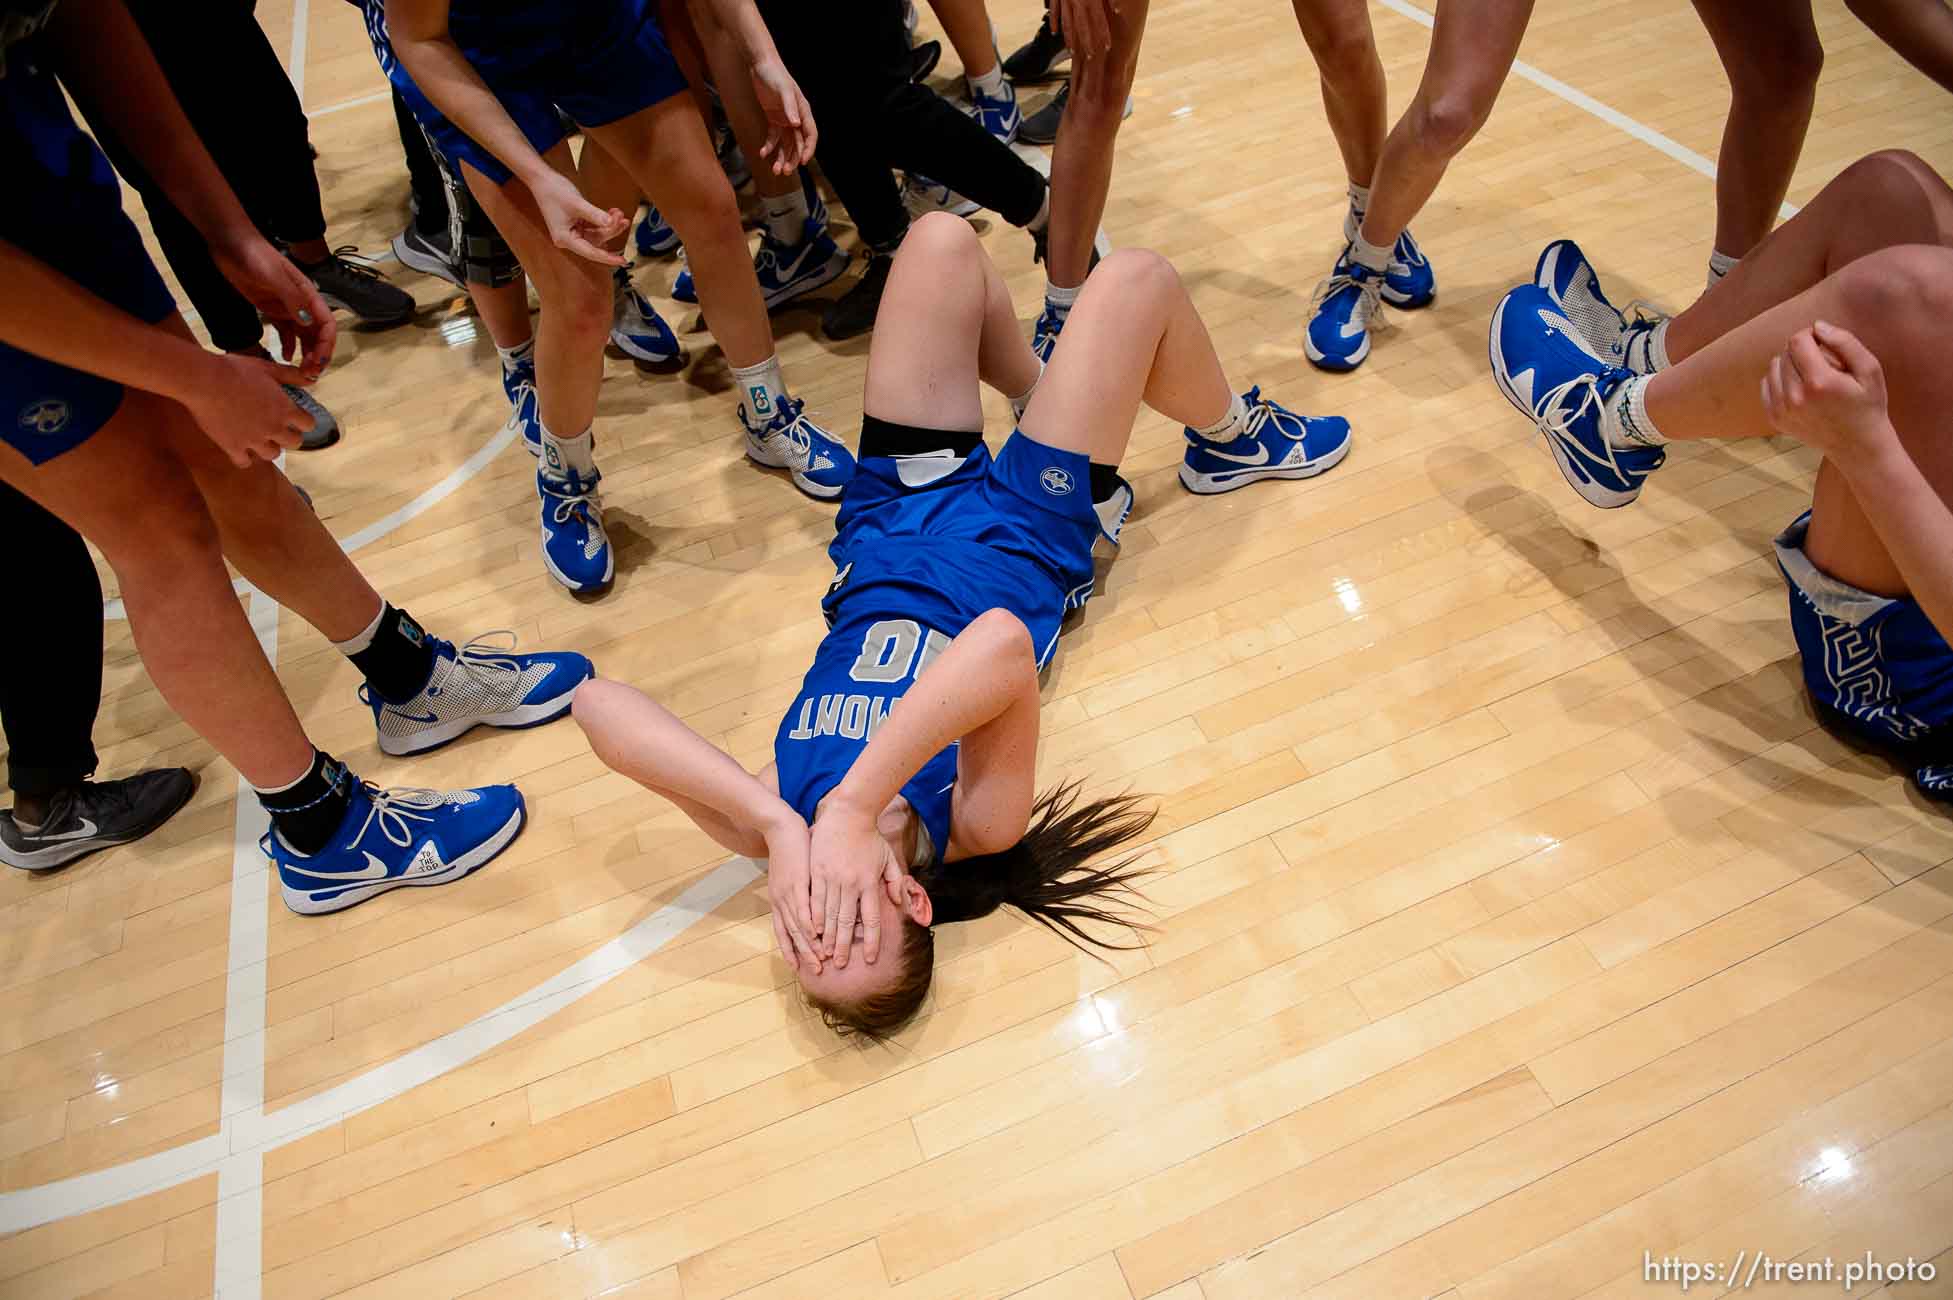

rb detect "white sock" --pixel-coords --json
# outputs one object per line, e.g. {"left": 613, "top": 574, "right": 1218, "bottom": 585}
{"left": 1625, "top": 318, "right": 1672, "bottom": 375}
{"left": 1707, "top": 248, "right": 1740, "bottom": 288}
{"left": 762, "top": 187, "right": 810, "bottom": 245}
{"left": 731, "top": 354, "right": 790, "bottom": 427}
{"left": 1345, "top": 182, "right": 1370, "bottom": 240}
{"left": 969, "top": 63, "right": 1008, "bottom": 99}
{"left": 1009, "top": 359, "right": 1045, "bottom": 423}
{"left": 497, "top": 338, "right": 535, "bottom": 374}
{"left": 1044, "top": 280, "right": 1082, "bottom": 319}
{"left": 333, "top": 602, "right": 388, "bottom": 656}
{"left": 1601, "top": 374, "right": 1666, "bottom": 449}
{"left": 540, "top": 421, "right": 599, "bottom": 478}
{"left": 1348, "top": 229, "right": 1392, "bottom": 273}
{"left": 1192, "top": 391, "right": 1249, "bottom": 443}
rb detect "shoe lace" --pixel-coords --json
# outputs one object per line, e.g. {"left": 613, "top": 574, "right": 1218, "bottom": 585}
{"left": 1532, "top": 372, "right": 1637, "bottom": 476}
{"left": 447, "top": 630, "right": 530, "bottom": 704}
{"left": 351, "top": 782, "right": 456, "bottom": 852}
{"left": 542, "top": 469, "right": 603, "bottom": 525}
{"left": 320, "top": 245, "right": 390, "bottom": 284}
{"left": 1241, "top": 397, "right": 1297, "bottom": 442}
{"left": 1622, "top": 298, "right": 1669, "bottom": 326}
{"left": 1308, "top": 267, "right": 1388, "bottom": 330}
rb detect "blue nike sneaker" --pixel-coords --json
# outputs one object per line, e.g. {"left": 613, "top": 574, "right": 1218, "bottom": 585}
{"left": 1179, "top": 387, "right": 1353, "bottom": 495}
{"left": 1339, "top": 210, "right": 1436, "bottom": 309}
{"left": 1305, "top": 256, "right": 1387, "bottom": 372}
{"left": 1032, "top": 304, "right": 1067, "bottom": 362}
{"left": 742, "top": 394, "right": 854, "bottom": 499}
{"left": 611, "top": 271, "right": 681, "bottom": 364}
{"left": 537, "top": 465, "right": 614, "bottom": 591}
{"left": 501, "top": 356, "right": 542, "bottom": 457}
{"left": 755, "top": 219, "right": 851, "bottom": 309}
{"left": 265, "top": 777, "right": 526, "bottom": 915}
{"left": 1489, "top": 284, "right": 1664, "bottom": 509}
{"left": 635, "top": 206, "right": 679, "bottom": 257}
{"left": 1532, "top": 238, "right": 1667, "bottom": 373}
{"left": 969, "top": 78, "right": 1021, "bottom": 143}
{"left": 671, "top": 252, "right": 697, "bottom": 305}
{"left": 361, "top": 630, "right": 594, "bottom": 756}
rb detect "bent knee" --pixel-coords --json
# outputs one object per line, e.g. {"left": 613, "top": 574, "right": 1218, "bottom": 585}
{"left": 1726, "top": 23, "right": 1823, "bottom": 96}
{"left": 904, "top": 209, "right": 983, "bottom": 259}
{"left": 1838, "top": 245, "right": 1953, "bottom": 329}
{"left": 1408, "top": 90, "right": 1493, "bottom": 159}
{"left": 1837, "top": 149, "right": 1953, "bottom": 217}
{"left": 1091, "top": 247, "right": 1181, "bottom": 300}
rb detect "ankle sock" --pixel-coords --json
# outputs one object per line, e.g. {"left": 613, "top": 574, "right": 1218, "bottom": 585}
{"left": 497, "top": 338, "right": 535, "bottom": 376}
{"left": 969, "top": 63, "right": 1008, "bottom": 98}
{"left": 1088, "top": 462, "right": 1125, "bottom": 504}
{"left": 540, "top": 421, "right": 599, "bottom": 480}
{"left": 1349, "top": 229, "right": 1392, "bottom": 273}
{"left": 1043, "top": 280, "right": 1081, "bottom": 320}
{"left": 1602, "top": 374, "right": 1667, "bottom": 450}
{"left": 1346, "top": 181, "right": 1370, "bottom": 215}
{"left": 1008, "top": 359, "right": 1045, "bottom": 423}
{"left": 1707, "top": 248, "right": 1739, "bottom": 288}
{"left": 257, "top": 750, "right": 355, "bottom": 856}
{"left": 761, "top": 187, "right": 810, "bottom": 245}
{"left": 1192, "top": 391, "right": 1250, "bottom": 443}
{"left": 336, "top": 603, "right": 436, "bottom": 703}
{"left": 1625, "top": 318, "right": 1672, "bottom": 375}
{"left": 732, "top": 355, "right": 791, "bottom": 429}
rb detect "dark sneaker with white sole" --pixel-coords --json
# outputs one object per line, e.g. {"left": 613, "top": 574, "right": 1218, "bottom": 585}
{"left": 391, "top": 224, "right": 464, "bottom": 288}
{"left": 284, "top": 383, "right": 340, "bottom": 451}
{"left": 293, "top": 246, "right": 416, "bottom": 327}
{"left": 1, "top": 768, "right": 197, "bottom": 872}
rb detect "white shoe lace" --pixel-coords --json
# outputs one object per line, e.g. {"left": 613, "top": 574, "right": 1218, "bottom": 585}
{"left": 1531, "top": 372, "right": 1638, "bottom": 477}
{"left": 350, "top": 783, "right": 471, "bottom": 856}
{"left": 444, "top": 630, "right": 529, "bottom": 705}
{"left": 1309, "top": 269, "right": 1388, "bottom": 332}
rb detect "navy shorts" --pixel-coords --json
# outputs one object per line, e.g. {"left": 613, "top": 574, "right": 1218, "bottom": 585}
{"left": 367, "top": 0, "right": 688, "bottom": 188}
{"left": 1777, "top": 511, "right": 1953, "bottom": 796}
{"left": 2, "top": 60, "right": 178, "bottom": 466}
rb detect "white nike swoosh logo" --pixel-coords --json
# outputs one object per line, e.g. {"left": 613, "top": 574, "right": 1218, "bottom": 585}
{"left": 34, "top": 817, "right": 100, "bottom": 842}
{"left": 285, "top": 851, "right": 393, "bottom": 883}
{"left": 1200, "top": 443, "right": 1270, "bottom": 466}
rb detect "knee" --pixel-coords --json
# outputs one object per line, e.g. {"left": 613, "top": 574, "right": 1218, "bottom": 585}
{"left": 1407, "top": 87, "right": 1493, "bottom": 160}
{"left": 1726, "top": 24, "right": 1822, "bottom": 102}
{"left": 111, "top": 480, "right": 223, "bottom": 578}
{"left": 551, "top": 262, "right": 614, "bottom": 346}
{"left": 658, "top": 173, "right": 745, "bottom": 250}
{"left": 1091, "top": 247, "right": 1181, "bottom": 305}
{"left": 1315, "top": 29, "right": 1381, "bottom": 91}
{"left": 1837, "top": 149, "right": 1948, "bottom": 212}
{"left": 904, "top": 210, "right": 982, "bottom": 260}
{"left": 1837, "top": 245, "right": 1953, "bottom": 333}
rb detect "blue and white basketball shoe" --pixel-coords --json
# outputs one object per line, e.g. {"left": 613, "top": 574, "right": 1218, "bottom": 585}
{"left": 501, "top": 356, "right": 542, "bottom": 457}
{"left": 635, "top": 206, "right": 680, "bottom": 257}
{"left": 902, "top": 173, "right": 981, "bottom": 220}
{"left": 1340, "top": 210, "right": 1436, "bottom": 309}
{"left": 755, "top": 219, "right": 851, "bottom": 308}
{"left": 612, "top": 270, "right": 682, "bottom": 364}
{"left": 1489, "top": 284, "right": 1663, "bottom": 509}
{"left": 969, "top": 78, "right": 1021, "bottom": 143}
{"left": 1031, "top": 304, "right": 1066, "bottom": 362}
{"left": 742, "top": 395, "right": 854, "bottom": 499}
{"left": 537, "top": 465, "right": 614, "bottom": 591}
{"left": 671, "top": 250, "right": 698, "bottom": 305}
{"left": 1305, "top": 257, "right": 1387, "bottom": 372}
{"left": 265, "top": 778, "right": 526, "bottom": 915}
{"left": 1179, "top": 387, "right": 1353, "bottom": 494}
{"left": 361, "top": 631, "right": 594, "bottom": 756}
{"left": 1532, "top": 239, "right": 1667, "bottom": 373}
{"left": 674, "top": 171, "right": 831, "bottom": 305}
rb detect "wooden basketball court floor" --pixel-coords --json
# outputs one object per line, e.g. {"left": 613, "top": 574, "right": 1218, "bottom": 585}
{"left": 6, "top": 0, "right": 1953, "bottom": 1296}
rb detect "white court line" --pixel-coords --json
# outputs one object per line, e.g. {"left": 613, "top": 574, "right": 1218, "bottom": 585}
{"left": 310, "top": 88, "right": 392, "bottom": 119}
{"left": 12, "top": 6, "right": 1805, "bottom": 1292}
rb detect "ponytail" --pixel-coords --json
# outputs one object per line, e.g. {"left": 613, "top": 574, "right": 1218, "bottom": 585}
{"left": 805, "top": 781, "right": 1156, "bottom": 1042}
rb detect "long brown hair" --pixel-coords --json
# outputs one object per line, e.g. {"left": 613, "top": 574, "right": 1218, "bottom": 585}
{"left": 805, "top": 780, "right": 1156, "bottom": 1041}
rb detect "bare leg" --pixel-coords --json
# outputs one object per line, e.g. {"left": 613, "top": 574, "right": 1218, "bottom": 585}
{"left": 467, "top": 274, "right": 534, "bottom": 351}
{"left": 0, "top": 392, "right": 332, "bottom": 788}
{"left": 1667, "top": 149, "right": 1953, "bottom": 358}
{"left": 1045, "top": 0, "right": 1149, "bottom": 289}
{"left": 585, "top": 97, "right": 775, "bottom": 368}
{"left": 1291, "top": 0, "right": 1388, "bottom": 190}
{"left": 1356, "top": 0, "right": 1533, "bottom": 249}
{"left": 1693, "top": 0, "right": 1823, "bottom": 260}
{"left": 685, "top": 0, "right": 799, "bottom": 203}
{"left": 929, "top": 0, "right": 1000, "bottom": 78}
{"left": 465, "top": 147, "right": 613, "bottom": 437}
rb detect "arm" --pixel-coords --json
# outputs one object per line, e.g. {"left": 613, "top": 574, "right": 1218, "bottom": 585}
{"left": 384, "top": 0, "right": 628, "bottom": 262}
{"left": 39, "top": 0, "right": 334, "bottom": 376}
{"left": 809, "top": 609, "right": 1041, "bottom": 964}
{"left": 1846, "top": 0, "right": 1953, "bottom": 93}
{"left": 572, "top": 678, "right": 823, "bottom": 968}
{"left": 0, "top": 241, "right": 313, "bottom": 464}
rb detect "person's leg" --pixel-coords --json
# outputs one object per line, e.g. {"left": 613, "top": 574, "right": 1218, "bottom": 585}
{"left": 882, "top": 82, "right": 1048, "bottom": 230}
{"left": 1044, "top": 0, "right": 1150, "bottom": 291}
{"left": 1355, "top": 0, "right": 1534, "bottom": 251}
{"left": 395, "top": 89, "right": 452, "bottom": 241}
{"left": 575, "top": 133, "right": 684, "bottom": 364}
{"left": 0, "top": 480, "right": 103, "bottom": 817}
{"left": 1692, "top": 0, "right": 1824, "bottom": 278}
{"left": 1291, "top": 0, "right": 1389, "bottom": 218}
{"left": 928, "top": 0, "right": 999, "bottom": 77}
{"left": 686, "top": 0, "right": 800, "bottom": 209}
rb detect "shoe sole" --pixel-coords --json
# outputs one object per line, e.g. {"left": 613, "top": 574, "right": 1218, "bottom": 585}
{"left": 1304, "top": 331, "right": 1370, "bottom": 372}
{"left": 541, "top": 535, "right": 617, "bottom": 594}
{"left": 378, "top": 670, "right": 594, "bottom": 757}
{"left": 609, "top": 328, "right": 682, "bottom": 364}
{"left": 762, "top": 249, "right": 852, "bottom": 309}
{"left": 1177, "top": 435, "right": 1352, "bottom": 495}
{"left": 318, "top": 290, "right": 415, "bottom": 329}
{"left": 1, "top": 780, "right": 198, "bottom": 872}
{"left": 390, "top": 234, "right": 464, "bottom": 288}
{"left": 278, "top": 803, "right": 526, "bottom": 915}
{"left": 1486, "top": 293, "right": 1640, "bottom": 511}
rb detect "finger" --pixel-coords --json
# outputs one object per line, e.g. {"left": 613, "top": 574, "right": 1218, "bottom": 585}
{"left": 1787, "top": 328, "right": 1830, "bottom": 393}
{"left": 562, "top": 230, "right": 629, "bottom": 266}
{"left": 1768, "top": 354, "right": 1789, "bottom": 411}
{"left": 822, "top": 882, "right": 842, "bottom": 960}
{"left": 771, "top": 910, "right": 797, "bottom": 971}
{"left": 833, "top": 890, "right": 859, "bottom": 969}
{"left": 1813, "top": 319, "right": 1880, "bottom": 377}
{"left": 862, "top": 896, "right": 883, "bottom": 964}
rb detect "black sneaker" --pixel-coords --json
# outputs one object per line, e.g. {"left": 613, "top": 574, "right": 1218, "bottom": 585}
{"left": 822, "top": 253, "right": 894, "bottom": 341}
{"left": 391, "top": 224, "right": 463, "bottom": 288}
{"left": 294, "top": 246, "right": 416, "bottom": 327}
{"left": 1019, "top": 83, "right": 1068, "bottom": 145}
{"left": 1003, "top": 22, "right": 1070, "bottom": 83}
{"left": 908, "top": 37, "right": 942, "bottom": 83}
{"left": 1, "top": 769, "right": 197, "bottom": 872}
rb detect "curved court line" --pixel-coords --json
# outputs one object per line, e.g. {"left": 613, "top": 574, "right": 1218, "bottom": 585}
{"left": 103, "top": 421, "right": 518, "bottom": 621}
{"left": 0, "top": 857, "right": 759, "bottom": 1235}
